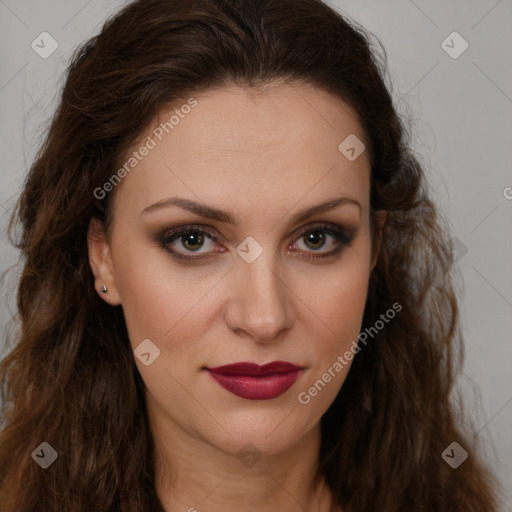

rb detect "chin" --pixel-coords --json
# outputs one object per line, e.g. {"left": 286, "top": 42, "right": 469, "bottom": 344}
{"left": 201, "top": 409, "right": 318, "bottom": 458}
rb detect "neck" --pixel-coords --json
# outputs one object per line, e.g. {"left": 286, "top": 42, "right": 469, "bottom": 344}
{"left": 149, "top": 408, "right": 337, "bottom": 511}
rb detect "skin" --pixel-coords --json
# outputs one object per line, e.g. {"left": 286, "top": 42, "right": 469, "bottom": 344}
{"left": 88, "top": 80, "right": 386, "bottom": 512}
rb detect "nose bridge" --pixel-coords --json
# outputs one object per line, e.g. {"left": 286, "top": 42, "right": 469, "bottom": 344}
{"left": 227, "top": 243, "right": 293, "bottom": 342}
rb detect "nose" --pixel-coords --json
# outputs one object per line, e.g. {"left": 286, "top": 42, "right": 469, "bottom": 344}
{"left": 224, "top": 250, "right": 294, "bottom": 344}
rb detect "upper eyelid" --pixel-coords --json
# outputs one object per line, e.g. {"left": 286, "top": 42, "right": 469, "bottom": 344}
{"left": 161, "top": 222, "right": 349, "bottom": 241}
{"left": 161, "top": 224, "right": 221, "bottom": 242}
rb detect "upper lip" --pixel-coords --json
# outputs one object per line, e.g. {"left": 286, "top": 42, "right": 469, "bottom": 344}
{"left": 206, "top": 361, "right": 303, "bottom": 376}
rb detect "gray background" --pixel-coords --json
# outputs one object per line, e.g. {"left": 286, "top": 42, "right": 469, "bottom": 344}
{"left": 0, "top": 0, "right": 511, "bottom": 508}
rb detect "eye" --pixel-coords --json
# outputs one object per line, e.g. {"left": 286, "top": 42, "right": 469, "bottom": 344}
{"left": 158, "top": 223, "right": 354, "bottom": 263}
{"left": 158, "top": 225, "right": 223, "bottom": 261}
{"left": 287, "top": 224, "right": 354, "bottom": 261}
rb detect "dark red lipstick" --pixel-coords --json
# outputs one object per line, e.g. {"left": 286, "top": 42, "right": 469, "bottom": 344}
{"left": 205, "top": 361, "right": 304, "bottom": 400}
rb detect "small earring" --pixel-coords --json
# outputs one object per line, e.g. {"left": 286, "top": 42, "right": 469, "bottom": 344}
{"left": 100, "top": 285, "right": 108, "bottom": 294}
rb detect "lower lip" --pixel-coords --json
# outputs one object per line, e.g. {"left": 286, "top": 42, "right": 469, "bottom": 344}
{"left": 205, "top": 370, "right": 303, "bottom": 400}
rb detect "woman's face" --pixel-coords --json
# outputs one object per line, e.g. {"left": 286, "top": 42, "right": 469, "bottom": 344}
{"left": 89, "top": 81, "right": 380, "bottom": 457}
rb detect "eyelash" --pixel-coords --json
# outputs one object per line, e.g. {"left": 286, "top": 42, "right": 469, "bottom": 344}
{"left": 157, "top": 223, "right": 355, "bottom": 263}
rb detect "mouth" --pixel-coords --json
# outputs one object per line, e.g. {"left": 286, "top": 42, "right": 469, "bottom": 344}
{"left": 203, "top": 361, "right": 304, "bottom": 400}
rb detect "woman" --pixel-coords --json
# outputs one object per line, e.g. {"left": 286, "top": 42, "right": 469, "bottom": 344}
{"left": 0, "top": 0, "right": 500, "bottom": 510}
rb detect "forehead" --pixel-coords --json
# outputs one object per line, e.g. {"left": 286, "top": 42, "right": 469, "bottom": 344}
{"left": 111, "top": 81, "right": 370, "bottom": 223}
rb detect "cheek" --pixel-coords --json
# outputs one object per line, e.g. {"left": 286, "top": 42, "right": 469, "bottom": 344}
{"left": 325, "top": 269, "right": 369, "bottom": 346}
{"left": 293, "top": 246, "right": 371, "bottom": 408}
{"left": 111, "top": 245, "right": 215, "bottom": 416}
{"left": 307, "top": 265, "right": 369, "bottom": 329}
{"left": 295, "top": 242, "right": 371, "bottom": 346}
{"left": 111, "top": 238, "right": 208, "bottom": 347}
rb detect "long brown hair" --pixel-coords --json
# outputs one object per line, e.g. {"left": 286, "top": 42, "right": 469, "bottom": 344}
{"left": 0, "top": 0, "right": 501, "bottom": 510}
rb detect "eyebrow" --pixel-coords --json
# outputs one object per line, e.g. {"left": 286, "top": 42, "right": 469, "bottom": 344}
{"left": 141, "top": 195, "right": 361, "bottom": 225}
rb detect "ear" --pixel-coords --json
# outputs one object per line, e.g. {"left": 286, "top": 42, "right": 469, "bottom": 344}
{"left": 370, "top": 210, "right": 387, "bottom": 272}
{"left": 87, "top": 217, "right": 122, "bottom": 305}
